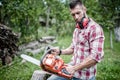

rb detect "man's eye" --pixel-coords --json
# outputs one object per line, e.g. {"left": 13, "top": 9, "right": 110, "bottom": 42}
{"left": 76, "top": 12, "right": 80, "bottom": 15}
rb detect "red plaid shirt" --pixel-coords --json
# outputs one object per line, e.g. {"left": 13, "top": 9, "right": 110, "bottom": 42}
{"left": 70, "top": 19, "right": 105, "bottom": 79}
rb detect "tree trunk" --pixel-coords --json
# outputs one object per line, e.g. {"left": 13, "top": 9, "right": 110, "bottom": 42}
{"left": 110, "top": 30, "right": 113, "bottom": 49}
{"left": 46, "top": 7, "right": 50, "bottom": 31}
{"left": 114, "top": 18, "right": 120, "bottom": 42}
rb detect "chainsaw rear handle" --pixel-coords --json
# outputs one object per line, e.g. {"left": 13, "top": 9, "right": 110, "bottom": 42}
{"left": 61, "top": 68, "right": 71, "bottom": 75}
{"left": 40, "top": 46, "right": 52, "bottom": 63}
{"left": 40, "top": 46, "right": 59, "bottom": 63}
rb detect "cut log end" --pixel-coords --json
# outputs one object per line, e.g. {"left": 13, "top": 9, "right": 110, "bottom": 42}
{"left": 31, "top": 70, "right": 51, "bottom": 80}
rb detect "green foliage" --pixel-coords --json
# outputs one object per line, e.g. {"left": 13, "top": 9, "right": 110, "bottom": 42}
{"left": 56, "top": 22, "right": 75, "bottom": 37}
{"left": 0, "top": 0, "right": 74, "bottom": 44}
{"left": 98, "top": 0, "right": 120, "bottom": 29}
{"left": 1, "top": 0, "right": 120, "bottom": 44}
{"left": 82, "top": 0, "right": 120, "bottom": 30}
{"left": 82, "top": 0, "right": 106, "bottom": 28}
{"left": 0, "top": 0, "right": 42, "bottom": 39}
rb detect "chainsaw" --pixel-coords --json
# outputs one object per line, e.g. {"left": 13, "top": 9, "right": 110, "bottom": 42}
{"left": 21, "top": 46, "right": 73, "bottom": 79}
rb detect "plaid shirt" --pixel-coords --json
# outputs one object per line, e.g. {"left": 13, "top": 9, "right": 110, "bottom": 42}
{"left": 70, "top": 19, "right": 105, "bottom": 79}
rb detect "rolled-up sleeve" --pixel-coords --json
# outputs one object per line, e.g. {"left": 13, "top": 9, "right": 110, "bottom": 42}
{"left": 89, "top": 25, "right": 105, "bottom": 62}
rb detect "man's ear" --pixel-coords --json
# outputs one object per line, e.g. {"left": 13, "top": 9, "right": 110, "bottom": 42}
{"left": 82, "top": 5, "right": 87, "bottom": 13}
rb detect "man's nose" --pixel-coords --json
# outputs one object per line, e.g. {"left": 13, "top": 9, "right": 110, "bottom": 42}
{"left": 75, "top": 14, "right": 79, "bottom": 21}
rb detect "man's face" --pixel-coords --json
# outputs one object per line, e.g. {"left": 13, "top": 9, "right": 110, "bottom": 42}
{"left": 70, "top": 5, "right": 85, "bottom": 23}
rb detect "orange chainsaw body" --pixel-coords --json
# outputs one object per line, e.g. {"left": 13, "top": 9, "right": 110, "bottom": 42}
{"left": 40, "top": 48, "right": 73, "bottom": 79}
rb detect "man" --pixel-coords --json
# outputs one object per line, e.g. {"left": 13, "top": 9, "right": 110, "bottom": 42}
{"left": 47, "top": 0, "right": 105, "bottom": 80}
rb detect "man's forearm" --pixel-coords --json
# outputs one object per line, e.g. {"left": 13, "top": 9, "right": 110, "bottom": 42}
{"left": 73, "top": 57, "right": 97, "bottom": 71}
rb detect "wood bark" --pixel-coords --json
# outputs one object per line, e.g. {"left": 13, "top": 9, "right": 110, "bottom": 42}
{"left": 31, "top": 70, "right": 51, "bottom": 80}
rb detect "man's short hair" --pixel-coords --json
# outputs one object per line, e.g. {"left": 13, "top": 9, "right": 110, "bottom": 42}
{"left": 69, "top": 0, "right": 83, "bottom": 9}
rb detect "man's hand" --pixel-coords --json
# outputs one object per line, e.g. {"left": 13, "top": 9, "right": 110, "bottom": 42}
{"left": 51, "top": 47, "right": 61, "bottom": 55}
{"left": 66, "top": 65, "right": 76, "bottom": 75}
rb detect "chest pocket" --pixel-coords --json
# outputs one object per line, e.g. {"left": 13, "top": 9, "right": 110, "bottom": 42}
{"left": 78, "top": 31, "right": 89, "bottom": 46}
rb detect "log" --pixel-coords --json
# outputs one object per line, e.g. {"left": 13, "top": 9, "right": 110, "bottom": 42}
{"left": 19, "top": 36, "right": 56, "bottom": 51}
{"left": 38, "top": 36, "right": 56, "bottom": 44}
{"left": 41, "top": 36, "right": 55, "bottom": 41}
{"left": 25, "top": 47, "right": 44, "bottom": 55}
{"left": 31, "top": 70, "right": 51, "bottom": 80}
{"left": 19, "top": 41, "right": 39, "bottom": 50}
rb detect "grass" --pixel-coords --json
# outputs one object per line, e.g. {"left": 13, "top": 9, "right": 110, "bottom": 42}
{"left": 96, "top": 30, "right": 120, "bottom": 80}
{"left": 0, "top": 30, "right": 120, "bottom": 80}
